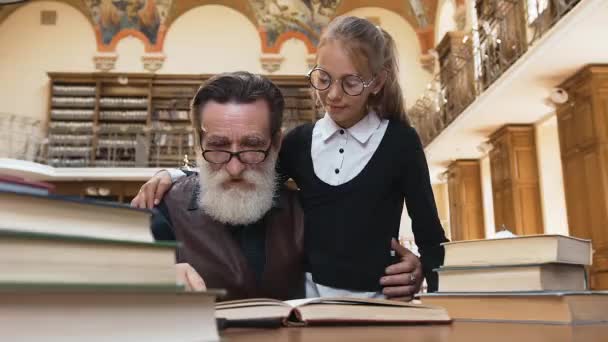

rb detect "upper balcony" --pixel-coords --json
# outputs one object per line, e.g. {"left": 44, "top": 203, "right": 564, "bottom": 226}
{"left": 409, "top": 0, "right": 608, "bottom": 178}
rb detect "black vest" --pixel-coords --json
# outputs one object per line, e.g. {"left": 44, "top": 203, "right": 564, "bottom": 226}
{"left": 164, "top": 175, "right": 305, "bottom": 301}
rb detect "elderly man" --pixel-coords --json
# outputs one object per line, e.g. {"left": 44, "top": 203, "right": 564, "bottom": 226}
{"left": 134, "top": 72, "right": 423, "bottom": 301}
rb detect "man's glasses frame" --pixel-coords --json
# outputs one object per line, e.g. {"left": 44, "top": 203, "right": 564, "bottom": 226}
{"left": 199, "top": 133, "right": 271, "bottom": 165}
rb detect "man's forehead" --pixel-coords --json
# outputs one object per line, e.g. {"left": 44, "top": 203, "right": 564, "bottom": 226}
{"left": 200, "top": 100, "right": 270, "bottom": 131}
{"left": 200, "top": 99, "right": 272, "bottom": 142}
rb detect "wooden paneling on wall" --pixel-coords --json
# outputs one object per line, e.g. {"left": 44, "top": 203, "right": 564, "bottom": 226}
{"left": 489, "top": 125, "right": 544, "bottom": 236}
{"left": 556, "top": 65, "right": 608, "bottom": 289}
{"left": 447, "top": 160, "right": 485, "bottom": 241}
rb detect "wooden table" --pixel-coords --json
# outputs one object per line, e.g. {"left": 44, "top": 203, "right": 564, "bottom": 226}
{"left": 221, "top": 322, "right": 608, "bottom": 341}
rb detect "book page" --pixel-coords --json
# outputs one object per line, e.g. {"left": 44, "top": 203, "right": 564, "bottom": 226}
{"left": 216, "top": 298, "right": 288, "bottom": 310}
{"left": 284, "top": 298, "right": 319, "bottom": 307}
{"left": 286, "top": 297, "right": 431, "bottom": 308}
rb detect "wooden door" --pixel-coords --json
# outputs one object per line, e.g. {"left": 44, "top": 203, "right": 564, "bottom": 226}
{"left": 489, "top": 125, "right": 543, "bottom": 235}
{"left": 556, "top": 65, "right": 608, "bottom": 289}
{"left": 447, "top": 160, "right": 485, "bottom": 241}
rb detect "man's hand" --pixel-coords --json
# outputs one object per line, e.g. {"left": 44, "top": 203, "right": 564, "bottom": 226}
{"left": 380, "top": 238, "right": 423, "bottom": 300}
{"left": 176, "top": 263, "right": 207, "bottom": 292}
{"left": 130, "top": 170, "right": 173, "bottom": 208}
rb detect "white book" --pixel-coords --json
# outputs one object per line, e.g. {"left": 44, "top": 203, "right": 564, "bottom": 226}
{"left": 437, "top": 263, "right": 587, "bottom": 292}
{"left": 0, "top": 285, "right": 222, "bottom": 341}
{"left": 442, "top": 234, "right": 592, "bottom": 267}
{"left": 0, "top": 190, "right": 153, "bottom": 243}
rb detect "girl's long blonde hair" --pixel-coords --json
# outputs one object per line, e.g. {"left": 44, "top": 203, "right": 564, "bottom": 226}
{"left": 316, "top": 16, "right": 409, "bottom": 124}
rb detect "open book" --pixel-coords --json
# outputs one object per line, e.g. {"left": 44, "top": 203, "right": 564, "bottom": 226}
{"left": 215, "top": 297, "right": 451, "bottom": 327}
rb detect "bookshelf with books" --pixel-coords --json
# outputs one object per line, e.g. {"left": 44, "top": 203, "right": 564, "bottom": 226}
{"left": 46, "top": 73, "right": 315, "bottom": 168}
{"left": 47, "top": 78, "right": 97, "bottom": 167}
{"left": 96, "top": 75, "right": 151, "bottom": 167}
{"left": 149, "top": 77, "right": 199, "bottom": 167}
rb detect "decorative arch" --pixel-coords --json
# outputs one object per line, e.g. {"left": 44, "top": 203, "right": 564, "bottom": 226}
{"left": 0, "top": 0, "right": 449, "bottom": 56}
{"left": 335, "top": 0, "right": 440, "bottom": 54}
{"left": 164, "top": 0, "right": 257, "bottom": 30}
{"left": 97, "top": 28, "right": 164, "bottom": 53}
{"left": 335, "top": 0, "right": 421, "bottom": 29}
{"left": 0, "top": 0, "right": 92, "bottom": 27}
{"left": 83, "top": 0, "right": 173, "bottom": 53}
{"left": 250, "top": 0, "right": 340, "bottom": 55}
{"left": 259, "top": 29, "right": 316, "bottom": 54}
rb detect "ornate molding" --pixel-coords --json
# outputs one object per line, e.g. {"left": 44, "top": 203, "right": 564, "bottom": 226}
{"left": 93, "top": 53, "right": 118, "bottom": 72}
{"left": 142, "top": 53, "right": 165, "bottom": 73}
{"left": 260, "top": 54, "right": 284, "bottom": 74}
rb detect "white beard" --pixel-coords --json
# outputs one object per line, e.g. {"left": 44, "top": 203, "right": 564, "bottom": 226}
{"left": 197, "top": 151, "right": 278, "bottom": 226}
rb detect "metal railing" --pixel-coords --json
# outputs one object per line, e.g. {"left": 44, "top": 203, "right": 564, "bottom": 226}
{"left": 0, "top": 112, "right": 46, "bottom": 163}
{"left": 409, "top": 0, "right": 582, "bottom": 146}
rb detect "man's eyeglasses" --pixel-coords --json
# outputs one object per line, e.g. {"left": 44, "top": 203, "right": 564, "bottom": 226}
{"left": 306, "top": 67, "right": 376, "bottom": 96}
{"left": 201, "top": 147, "right": 271, "bottom": 164}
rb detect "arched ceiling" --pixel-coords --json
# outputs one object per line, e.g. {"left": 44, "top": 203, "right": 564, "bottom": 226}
{"left": 0, "top": 0, "right": 443, "bottom": 54}
{"left": 335, "top": 0, "right": 439, "bottom": 30}
{"left": 165, "top": 0, "right": 257, "bottom": 29}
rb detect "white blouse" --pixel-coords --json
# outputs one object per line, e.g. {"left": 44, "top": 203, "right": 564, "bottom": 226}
{"left": 311, "top": 112, "right": 389, "bottom": 186}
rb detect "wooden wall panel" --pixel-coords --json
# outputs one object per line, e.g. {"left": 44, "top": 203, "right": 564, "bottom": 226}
{"left": 489, "top": 125, "right": 544, "bottom": 235}
{"left": 557, "top": 64, "right": 608, "bottom": 289}
{"left": 447, "top": 160, "right": 485, "bottom": 241}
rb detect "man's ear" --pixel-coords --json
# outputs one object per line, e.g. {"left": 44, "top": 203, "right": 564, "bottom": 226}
{"left": 272, "top": 130, "right": 283, "bottom": 151}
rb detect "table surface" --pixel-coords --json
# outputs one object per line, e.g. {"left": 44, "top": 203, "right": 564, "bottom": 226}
{"left": 220, "top": 322, "right": 608, "bottom": 342}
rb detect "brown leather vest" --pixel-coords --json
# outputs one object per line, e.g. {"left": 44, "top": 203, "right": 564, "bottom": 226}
{"left": 164, "top": 175, "right": 305, "bottom": 301}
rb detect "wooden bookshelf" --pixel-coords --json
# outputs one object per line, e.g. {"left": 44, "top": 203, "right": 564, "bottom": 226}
{"left": 46, "top": 73, "right": 316, "bottom": 168}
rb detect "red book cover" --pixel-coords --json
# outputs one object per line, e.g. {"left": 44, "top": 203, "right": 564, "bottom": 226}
{"left": 0, "top": 174, "right": 55, "bottom": 193}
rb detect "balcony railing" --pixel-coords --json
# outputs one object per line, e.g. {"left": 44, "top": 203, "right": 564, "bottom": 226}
{"left": 410, "top": 0, "right": 582, "bottom": 146}
{"left": 0, "top": 112, "right": 46, "bottom": 163}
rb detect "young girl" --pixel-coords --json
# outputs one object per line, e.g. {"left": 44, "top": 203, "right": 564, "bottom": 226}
{"left": 136, "top": 16, "right": 448, "bottom": 297}
{"left": 278, "top": 16, "right": 447, "bottom": 297}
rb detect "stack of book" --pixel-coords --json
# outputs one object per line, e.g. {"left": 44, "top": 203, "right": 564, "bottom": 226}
{"left": 421, "top": 235, "right": 608, "bottom": 324}
{"left": 0, "top": 177, "right": 221, "bottom": 341}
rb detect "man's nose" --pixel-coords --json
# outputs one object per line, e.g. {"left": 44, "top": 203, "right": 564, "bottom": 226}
{"left": 225, "top": 155, "right": 246, "bottom": 178}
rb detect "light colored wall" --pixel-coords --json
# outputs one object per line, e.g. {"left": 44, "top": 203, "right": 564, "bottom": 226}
{"left": 276, "top": 38, "right": 310, "bottom": 75}
{"left": 433, "top": 182, "right": 451, "bottom": 240}
{"left": 0, "top": 1, "right": 96, "bottom": 122}
{"left": 161, "top": 5, "right": 262, "bottom": 74}
{"left": 435, "top": 0, "right": 457, "bottom": 43}
{"left": 114, "top": 37, "right": 146, "bottom": 73}
{"left": 342, "top": 7, "right": 433, "bottom": 108}
{"left": 535, "top": 114, "right": 569, "bottom": 235}
{"left": 480, "top": 154, "right": 496, "bottom": 238}
{"left": 399, "top": 183, "right": 450, "bottom": 242}
{"left": 465, "top": 0, "right": 475, "bottom": 31}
